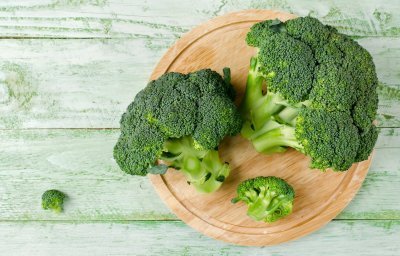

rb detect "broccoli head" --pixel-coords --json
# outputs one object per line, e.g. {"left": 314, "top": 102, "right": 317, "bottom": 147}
{"left": 114, "top": 68, "right": 242, "bottom": 193}
{"left": 42, "top": 189, "right": 66, "bottom": 213}
{"left": 240, "top": 16, "right": 379, "bottom": 171}
{"left": 232, "top": 176, "right": 295, "bottom": 223}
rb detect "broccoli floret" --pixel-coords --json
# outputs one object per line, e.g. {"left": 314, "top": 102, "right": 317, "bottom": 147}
{"left": 114, "top": 68, "right": 242, "bottom": 193}
{"left": 355, "top": 125, "right": 379, "bottom": 162}
{"left": 42, "top": 189, "right": 66, "bottom": 213}
{"left": 296, "top": 109, "right": 361, "bottom": 170}
{"left": 232, "top": 176, "right": 295, "bottom": 223}
{"left": 114, "top": 121, "right": 165, "bottom": 176}
{"left": 240, "top": 16, "right": 379, "bottom": 171}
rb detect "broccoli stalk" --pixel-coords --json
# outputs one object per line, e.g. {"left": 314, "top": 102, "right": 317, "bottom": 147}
{"left": 241, "top": 56, "right": 305, "bottom": 154}
{"left": 232, "top": 176, "right": 295, "bottom": 223}
{"left": 161, "top": 136, "right": 229, "bottom": 193}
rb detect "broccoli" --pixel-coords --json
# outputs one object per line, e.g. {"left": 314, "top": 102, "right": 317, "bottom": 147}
{"left": 114, "top": 68, "right": 242, "bottom": 193}
{"left": 232, "top": 176, "right": 295, "bottom": 223}
{"left": 240, "top": 16, "right": 379, "bottom": 171}
{"left": 42, "top": 189, "right": 66, "bottom": 213}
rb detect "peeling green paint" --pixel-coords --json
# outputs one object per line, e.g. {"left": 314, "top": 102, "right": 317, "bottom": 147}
{"left": 362, "top": 171, "right": 395, "bottom": 188}
{"left": 370, "top": 220, "right": 398, "bottom": 231}
{"left": 378, "top": 82, "right": 400, "bottom": 101}
{"left": 1, "top": 62, "right": 37, "bottom": 110}
{"left": 381, "top": 114, "right": 395, "bottom": 120}
{"left": 0, "top": 0, "right": 108, "bottom": 12}
{"left": 248, "top": 0, "right": 292, "bottom": 12}
{"left": 339, "top": 210, "right": 400, "bottom": 220}
{"left": 100, "top": 19, "right": 112, "bottom": 35}
{"left": 383, "top": 128, "right": 395, "bottom": 136}
{"left": 212, "top": 0, "right": 228, "bottom": 17}
{"left": 373, "top": 10, "right": 392, "bottom": 24}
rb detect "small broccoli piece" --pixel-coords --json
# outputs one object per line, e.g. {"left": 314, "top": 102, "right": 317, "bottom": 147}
{"left": 240, "top": 16, "right": 379, "bottom": 171}
{"left": 42, "top": 189, "right": 66, "bottom": 213}
{"left": 114, "top": 68, "right": 242, "bottom": 193}
{"left": 232, "top": 176, "right": 295, "bottom": 223}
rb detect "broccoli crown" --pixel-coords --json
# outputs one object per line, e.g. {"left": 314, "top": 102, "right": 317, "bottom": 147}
{"left": 233, "top": 176, "right": 295, "bottom": 223}
{"left": 296, "top": 109, "right": 360, "bottom": 170}
{"left": 241, "top": 16, "right": 379, "bottom": 171}
{"left": 42, "top": 189, "right": 66, "bottom": 213}
{"left": 256, "top": 33, "right": 316, "bottom": 103}
{"left": 114, "top": 68, "right": 242, "bottom": 193}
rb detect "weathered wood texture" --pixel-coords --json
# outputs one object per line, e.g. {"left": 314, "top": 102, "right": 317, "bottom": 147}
{"left": 0, "top": 37, "right": 399, "bottom": 129}
{"left": 0, "top": 220, "right": 398, "bottom": 255}
{"left": 0, "top": 0, "right": 399, "bottom": 253}
{"left": 0, "top": 0, "right": 400, "bottom": 38}
{"left": 0, "top": 128, "right": 398, "bottom": 221}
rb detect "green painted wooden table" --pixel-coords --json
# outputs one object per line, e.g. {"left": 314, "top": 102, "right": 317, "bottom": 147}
{"left": 0, "top": 1, "right": 399, "bottom": 255}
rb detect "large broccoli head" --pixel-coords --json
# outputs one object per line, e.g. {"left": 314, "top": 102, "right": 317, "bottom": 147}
{"left": 232, "top": 176, "right": 295, "bottom": 223}
{"left": 114, "top": 68, "right": 242, "bottom": 193}
{"left": 241, "top": 16, "right": 379, "bottom": 171}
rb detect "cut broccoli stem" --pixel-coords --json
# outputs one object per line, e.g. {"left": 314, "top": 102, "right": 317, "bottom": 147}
{"left": 250, "top": 123, "right": 303, "bottom": 154}
{"left": 274, "top": 106, "right": 300, "bottom": 126}
{"left": 240, "top": 55, "right": 306, "bottom": 154}
{"left": 249, "top": 196, "right": 290, "bottom": 221}
{"left": 242, "top": 118, "right": 281, "bottom": 140}
{"left": 160, "top": 136, "right": 230, "bottom": 193}
{"left": 245, "top": 188, "right": 290, "bottom": 221}
{"left": 241, "top": 56, "right": 265, "bottom": 118}
{"left": 251, "top": 91, "right": 286, "bottom": 129}
{"left": 241, "top": 57, "right": 287, "bottom": 130}
{"left": 223, "top": 67, "right": 231, "bottom": 85}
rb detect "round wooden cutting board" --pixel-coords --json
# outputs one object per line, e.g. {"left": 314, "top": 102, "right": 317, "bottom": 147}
{"left": 148, "top": 10, "right": 373, "bottom": 246}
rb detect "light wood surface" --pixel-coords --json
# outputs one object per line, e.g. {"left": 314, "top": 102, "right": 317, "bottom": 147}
{"left": 149, "top": 10, "right": 373, "bottom": 246}
{"left": 1, "top": 0, "right": 399, "bottom": 254}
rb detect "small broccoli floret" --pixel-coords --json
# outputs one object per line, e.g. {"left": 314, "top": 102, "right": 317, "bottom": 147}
{"left": 114, "top": 68, "right": 242, "bottom": 193}
{"left": 42, "top": 189, "right": 66, "bottom": 213}
{"left": 194, "top": 94, "right": 242, "bottom": 149}
{"left": 232, "top": 176, "right": 295, "bottom": 223}
{"left": 240, "top": 16, "right": 379, "bottom": 171}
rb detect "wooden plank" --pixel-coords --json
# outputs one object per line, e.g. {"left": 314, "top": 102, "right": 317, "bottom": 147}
{"left": 0, "top": 128, "right": 398, "bottom": 221}
{"left": 0, "top": 37, "right": 399, "bottom": 129}
{"left": 0, "top": 220, "right": 398, "bottom": 255}
{"left": 0, "top": 39, "right": 154, "bottom": 129}
{"left": 0, "top": 0, "right": 400, "bottom": 38}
